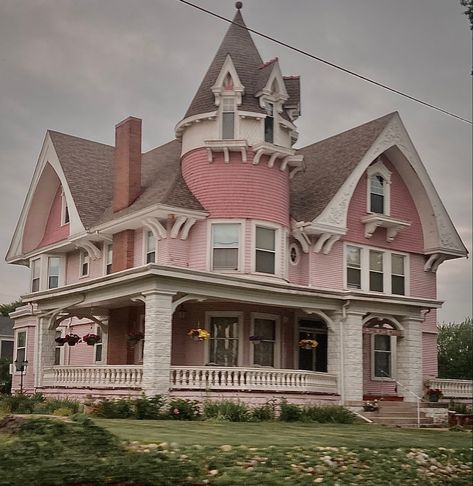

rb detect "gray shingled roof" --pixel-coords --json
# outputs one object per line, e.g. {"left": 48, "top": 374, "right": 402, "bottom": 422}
{"left": 290, "top": 112, "right": 396, "bottom": 222}
{"left": 50, "top": 132, "right": 203, "bottom": 228}
{"left": 0, "top": 316, "right": 13, "bottom": 337}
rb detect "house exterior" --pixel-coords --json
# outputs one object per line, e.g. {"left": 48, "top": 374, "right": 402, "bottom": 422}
{"left": 5, "top": 6, "right": 467, "bottom": 406}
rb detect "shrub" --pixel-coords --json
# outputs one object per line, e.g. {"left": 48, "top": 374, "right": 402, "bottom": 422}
{"left": 301, "top": 405, "right": 355, "bottom": 424}
{"left": 203, "top": 400, "right": 250, "bottom": 422}
{"left": 279, "top": 399, "right": 302, "bottom": 422}
{"left": 251, "top": 400, "right": 276, "bottom": 422}
{"left": 0, "top": 393, "right": 45, "bottom": 414}
{"left": 52, "top": 407, "right": 75, "bottom": 416}
{"left": 0, "top": 358, "right": 12, "bottom": 394}
{"left": 43, "top": 398, "right": 81, "bottom": 415}
{"left": 168, "top": 399, "right": 201, "bottom": 420}
{"left": 134, "top": 395, "right": 166, "bottom": 420}
{"left": 91, "top": 398, "right": 133, "bottom": 419}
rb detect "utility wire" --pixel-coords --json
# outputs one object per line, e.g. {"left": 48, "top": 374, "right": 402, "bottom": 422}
{"left": 177, "top": 0, "right": 472, "bottom": 125}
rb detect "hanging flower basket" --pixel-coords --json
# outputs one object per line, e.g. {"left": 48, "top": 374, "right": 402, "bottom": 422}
{"left": 249, "top": 335, "right": 263, "bottom": 345}
{"left": 83, "top": 333, "right": 101, "bottom": 346}
{"left": 187, "top": 328, "right": 210, "bottom": 341}
{"left": 128, "top": 331, "right": 144, "bottom": 345}
{"left": 55, "top": 337, "right": 67, "bottom": 346}
{"left": 298, "top": 339, "right": 318, "bottom": 350}
{"left": 64, "top": 334, "right": 81, "bottom": 346}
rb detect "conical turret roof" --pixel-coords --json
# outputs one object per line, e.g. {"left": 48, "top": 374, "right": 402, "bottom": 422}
{"left": 184, "top": 9, "right": 265, "bottom": 118}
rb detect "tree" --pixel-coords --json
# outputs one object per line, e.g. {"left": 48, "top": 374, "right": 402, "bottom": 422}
{"left": 461, "top": 0, "right": 473, "bottom": 29}
{"left": 437, "top": 318, "right": 473, "bottom": 380}
{"left": 0, "top": 300, "right": 22, "bottom": 317}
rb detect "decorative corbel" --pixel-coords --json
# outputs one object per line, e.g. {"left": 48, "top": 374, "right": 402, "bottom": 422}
{"left": 143, "top": 217, "right": 167, "bottom": 240}
{"left": 322, "top": 235, "right": 341, "bottom": 255}
{"left": 313, "top": 233, "right": 332, "bottom": 253}
{"left": 74, "top": 240, "right": 102, "bottom": 260}
{"left": 170, "top": 216, "right": 187, "bottom": 239}
{"left": 180, "top": 218, "right": 197, "bottom": 240}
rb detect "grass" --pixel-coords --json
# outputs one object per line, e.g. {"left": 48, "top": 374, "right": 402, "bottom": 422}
{"left": 95, "top": 419, "right": 472, "bottom": 449}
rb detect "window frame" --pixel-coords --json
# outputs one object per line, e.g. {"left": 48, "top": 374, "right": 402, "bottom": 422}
{"left": 60, "top": 189, "right": 70, "bottom": 226}
{"left": 144, "top": 230, "right": 157, "bottom": 264}
{"left": 366, "top": 159, "right": 392, "bottom": 216}
{"left": 54, "top": 329, "right": 64, "bottom": 366}
{"left": 208, "top": 220, "right": 244, "bottom": 273}
{"left": 13, "top": 330, "right": 27, "bottom": 375}
{"left": 205, "top": 311, "right": 244, "bottom": 367}
{"left": 371, "top": 334, "right": 397, "bottom": 381}
{"left": 47, "top": 256, "right": 61, "bottom": 289}
{"left": 369, "top": 250, "right": 384, "bottom": 292}
{"left": 346, "top": 245, "right": 362, "bottom": 289}
{"left": 79, "top": 250, "right": 90, "bottom": 278}
{"left": 249, "top": 313, "right": 281, "bottom": 368}
{"left": 104, "top": 243, "right": 113, "bottom": 275}
{"left": 221, "top": 96, "right": 236, "bottom": 140}
{"left": 94, "top": 325, "right": 105, "bottom": 364}
{"left": 391, "top": 253, "right": 406, "bottom": 296}
{"left": 264, "top": 102, "right": 275, "bottom": 144}
{"left": 252, "top": 221, "right": 281, "bottom": 276}
{"left": 31, "top": 257, "right": 41, "bottom": 292}
{"left": 344, "top": 243, "right": 409, "bottom": 295}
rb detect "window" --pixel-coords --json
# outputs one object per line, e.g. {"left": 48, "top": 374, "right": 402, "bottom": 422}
{"left": 373, "top": 334, "right": 392, "bottom": 378}
{"left": 54, "top": 330, "right": 63, "bottom": 366}
{"left": 264, "top": 102, "right": 274, "bottom": 143}
{"left": 31, "top": 258, "right": 40, "bottom": 292}
{"left": 289, "top": 244, "right": 299, "bottom": 265}
{"left": 61, "top": 190, "right": 70, "bottom": 225}
{"left": 79, "top": 251, "right": 90, "bottom": 277}
{"left": 15, "top": 331, "right": 26, "bottom": 366}
{"left": 255, "top": 226, "right": 276, "bottom": 274}
{"left": 369, "top": 250, "right": 384, "bottom": 292}
{"left": 105, "top": 244, "right": 113, "bottom": 275}
{"left": 252, "top": 317, "right": 277, "bottom": 367}
{"left": 391, "top": 254, "right": 405, "bottom": 295}
{"left": 346, "top": 246, "right": 361, "bottom": 289}
{"left": 370, "top": 175, "right": 385, "bottom": 214}
{"left": 208, "top": 315, "right": 240, "bottom": 366}
{"left": 145, "top": 231, "right": 156, "bottom": 264}
{"left": 211, "top": 223, "right": 240, "bottom": 271}
{"left": 94, "top": 327, "right": 103, "bottom": 363}
{"left": 222, "top": 97, "right": 235, "bottom": 139}
{"left": 0, "top": 340, "right": 13, "bottom": 361}
{"left": 47, "top": 257, "right": 60, "bottom": 289}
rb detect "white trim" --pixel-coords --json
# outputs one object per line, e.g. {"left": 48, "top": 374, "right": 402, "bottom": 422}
{"left": 366, "top": 159, "right": 392, "bottom": 215}
{"left": 205, "top": 311, "right": 244, "bottom": 366}
{"left": 79, "top": 250, "right": 90, "bottom": 278}
{"left": 207, "top": 219, "right": 246, "bottom": 273}
{"left": 251, "top": 220, "right": 282, "bottom": 277}
{"left": 370, "top": 333, "right": 397, "bottom": 382}
{"left": 249, "top": 312, "right": 281, "bottom": 368}
{"left": 343, "top": 242, "right": 410, "bottom": 296}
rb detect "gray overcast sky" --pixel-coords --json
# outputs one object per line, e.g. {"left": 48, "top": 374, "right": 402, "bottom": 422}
{"left": 0, "top": 0, "right": 471, "bottom": 322}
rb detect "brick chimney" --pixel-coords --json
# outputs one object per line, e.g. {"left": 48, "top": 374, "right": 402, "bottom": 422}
{"left": 113, "top": 116, "right": 142, "bottom": 212}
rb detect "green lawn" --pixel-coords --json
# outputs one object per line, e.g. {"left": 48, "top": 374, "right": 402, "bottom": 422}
{"left": 95, "top": 419, "right": 472, "bottom": 449}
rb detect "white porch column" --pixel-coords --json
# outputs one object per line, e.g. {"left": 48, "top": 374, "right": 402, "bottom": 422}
{"left": 36, "top": 316, "right": 57, "bottom": 388}
{"left": 341, "top": 311, "right": 364, "bottom": 404}
{"left": 142, "top": 290, "right": 175, "bottom": 396}
{"left": 397, "top": 317, "right": 423, "bottom": 402}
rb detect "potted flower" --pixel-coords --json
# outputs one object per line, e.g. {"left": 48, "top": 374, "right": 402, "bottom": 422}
{"left": 55, "top": 336, "right": 67, "bottom": 346}
{"left": 187, "top": 328, "right": 210, "bottom": 341}
{"left": 363, "top": 400, "right": 379, "bottom": 412}
{"left": 128, "top": 331, "right": 144, "bottom": 345}
{"left": 426, "top": 387, "right": 443, "bottom": 403}
{"left": 82, "top": 333, "right": 101, "bottom": 346}
{"left": 298, "top": 339, "right": 318, "bottom": 350}
{"left": 249, "top": 335, "right": 263, "bottom": 345}
{"left": 64, "top": 334, "right": 81, "bottom": 346}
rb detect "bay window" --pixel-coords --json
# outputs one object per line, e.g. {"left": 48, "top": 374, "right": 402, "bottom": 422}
{"left": 211, "top": 223, "right": 240, "bottom": 271}
{"left": 346, "top": 246, "right": 361, "bottom": 289}
{"left": 369, "top": 250, "right": 384, "bottom": 292}
{"left": 208, "top": 315, "right": 241, "bottom": 366}
{"left": 255, "top": 226, "right": 276, "bottom": 274}
{"left": 391, "top": 254, "right": 405, "bottom": 295}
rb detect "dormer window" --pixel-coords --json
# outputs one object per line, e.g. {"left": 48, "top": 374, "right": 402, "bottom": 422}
{"left": 264, "top": 102, "right": 274, "bottom": 143}
{"left": 370, "top": 175, "right": 385, "bottom": 214}
{"left": 222, "top": 97, "right": 235, "bottom": 140}
{"left": 61, "top": 189, "right": 70, "bottom": 225}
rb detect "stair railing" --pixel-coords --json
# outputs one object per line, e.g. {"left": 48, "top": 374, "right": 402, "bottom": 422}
{"left": 380, "top": 371, "right": 424, "bottom": 428}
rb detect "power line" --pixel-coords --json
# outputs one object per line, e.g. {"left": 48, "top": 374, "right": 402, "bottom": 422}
{"left": 177, "top": 0, "right": 472, "bottom": 125}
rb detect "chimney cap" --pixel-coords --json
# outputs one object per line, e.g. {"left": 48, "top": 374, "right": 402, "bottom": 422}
{"left": 115, "top": 116, "right": 142, "bottom": 129}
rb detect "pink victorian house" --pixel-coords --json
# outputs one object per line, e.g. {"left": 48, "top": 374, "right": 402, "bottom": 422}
{"left": 6, "top": 7, "right": 467, "bottom": 406}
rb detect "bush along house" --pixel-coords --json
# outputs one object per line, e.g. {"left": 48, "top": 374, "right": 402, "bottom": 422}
{"left": 5, "top": 5, "right": 467, "bottom": 407}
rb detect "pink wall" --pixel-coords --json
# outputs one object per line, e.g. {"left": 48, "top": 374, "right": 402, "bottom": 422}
{"left": 187, "top": 220, "right": 208, "bottom": 271}
{"left": 288, "top": 243, "right": 309, "bottom": 286}
{"left": 65, "top": 247, "right": 106, "bottom": 285}
{"left": 38, "top": 186, "right": 70, "bottom": 248}
{"left": 345, "top": 157, "right": 424, "bottom": 253}
{"left": 362, "top": 333, "right": 396, "bottom": 397}
{"left": 422, "top": 332, "right": 438, "bottom": 378}
{"left": 64, "top": 322, "right": 98, "bottom": 366}
{"left": 182, "top": 148, "right": 290, "bottom": 227}
{"left": 410, "top": 254, "right": 437, "bottom": 300}
{"left": 310, "top": 241, "right": 344, "bottom": 289}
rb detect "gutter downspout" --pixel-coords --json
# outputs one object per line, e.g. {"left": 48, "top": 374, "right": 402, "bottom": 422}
{"left": 339, "top": 299, "right": 350, "bottom": 405}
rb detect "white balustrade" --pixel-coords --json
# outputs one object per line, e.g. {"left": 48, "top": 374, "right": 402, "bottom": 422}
{"left": 170, "top": 366, "right": 338, "bottom": 394}
{"left": 42, "top": 365, "right": 143, "bottom": 389}
{"left": 428, "top": 378, "right": 473, "bottom": 399}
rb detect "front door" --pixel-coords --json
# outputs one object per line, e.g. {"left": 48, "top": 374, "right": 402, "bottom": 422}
{"left": 298, "top": 319, "right": 327, "bottom": 372}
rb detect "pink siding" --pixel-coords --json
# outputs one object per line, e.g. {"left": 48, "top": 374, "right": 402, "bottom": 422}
{"left": 168, "top": 238, "right": 189, "bottom": 268}
{"left": 288, "top": 245, "right": 309, "bottom": 286}
{"left": 422, "top": 332, "right": 438, "bottom": 378}
{"left": 422, "top": 309, "right": 438, "bottom": 334}
{"left": 182, "top": 148, "right": 290, "bottom": 227}
{"left": 187, "top": 220, "right": 208, "bottom": 271}
{"left": 64, "top": 322, "right": 97, "bottom": 366}
{"left": 65, "top": 249, "right": 105, "bottom": 285}
{"left": 362, "top": 333, "right": 396, "bottom": 396}
{"left": 38, "top": 186, "right": 69, "bottom": 248}
{"left": 310, "top": 241, "right": 344, "bottom": 289}
{"left": 410, "top": 254, "right": 437, "bottom": 299}
{"left": 345, "top": 158, "right": 424, "bottom": 253}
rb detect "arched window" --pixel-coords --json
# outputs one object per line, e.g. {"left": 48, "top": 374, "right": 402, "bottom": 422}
{"left": 370, "top": 174, "right": 385, "bottom": 214}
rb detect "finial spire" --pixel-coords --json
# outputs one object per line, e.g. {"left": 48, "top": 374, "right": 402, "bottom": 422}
{"left": 235, "top": 2, "right": 243, "bottom": 10}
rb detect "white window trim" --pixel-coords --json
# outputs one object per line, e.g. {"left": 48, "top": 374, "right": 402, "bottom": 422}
{"left": 103, "top": 243, "right": 113, "bottom": 275}
{"left": 219, "top": 95, "right": 239, "bottom": 140}
{"left": 30, "top": 257, "right": 41, "bottom": 292}
{"left": 371, "top": 334, "right": 397, "bottom": 381}
{"left": 343, "top": 242, "right": 410, "bottom": 296}
{"left": 366, "top": 159, "right": 392, "bottom": 216}
{"left": 251, "top": 220, "right": 282, "bottom": 277}
{"left": 204, "top": 311, "right": 244, "bottom": 367}
{"left": 249, "top": 312, "right": 281, "bottom": 368}
{"left": 79, "top": 251, "right": 90, "bottom": 278}
{"left": 143, "top": 229, "right": 157, "bottom": 265}
{"left": 13, "top": 329, "right": 27, "bottom": 375}
{"left": 207, "top": 219, "right": 245, "bottom": 273}
{"left": 94, "top": 324, "right": 107, "bottom": 364}
{"left": 289, "top": 243, "right": 300, "bottom": 266}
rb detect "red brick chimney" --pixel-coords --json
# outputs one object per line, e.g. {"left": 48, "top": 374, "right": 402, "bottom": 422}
{"left": 113, "top": 116, "right": 142, "bottom": 212}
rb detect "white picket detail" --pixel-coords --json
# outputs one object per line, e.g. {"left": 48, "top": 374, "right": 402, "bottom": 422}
{"left": 170, "top": 366, "right": 338, "bottom": 394}
{"left": 429, "top": 378, "right": 473, "bottom": 399}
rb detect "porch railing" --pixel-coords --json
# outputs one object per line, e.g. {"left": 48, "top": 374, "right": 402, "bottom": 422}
{"left": 42, "top": 365, "right": 338, "bottom": 394}
{"left": 42, "top": 365, "right": 143, "bottom": 388}
{"left": 170, "top": 366, "right": 338, "bottom": 394}
{"left": 428, "top": 378, "right": 473, "bottom": 399}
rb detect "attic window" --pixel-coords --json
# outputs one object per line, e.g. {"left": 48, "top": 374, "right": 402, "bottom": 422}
{"left": 370, "top": 175, "right": 385, "bottom": 214}
{"left": 222, "top": 97, "right": 235, "bottom": 140}
{"left": 264, "top": 102, "right": 274, "bottom": 144}
{"left": 61, "top": 190, "right": 70, "bottom": 225}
